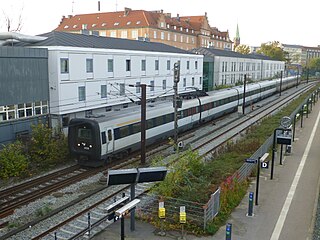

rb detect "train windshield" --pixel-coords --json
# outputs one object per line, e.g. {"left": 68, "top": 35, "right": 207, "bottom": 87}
{"left": 78, "top": 128, "right": 92, "bottom": 140}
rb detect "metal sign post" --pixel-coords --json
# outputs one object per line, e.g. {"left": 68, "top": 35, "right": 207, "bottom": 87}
{"left": 271, "top": 117, "right": 292, "bottom": 180}
{"left": 247, "top": 192, "right": 254, "bottom": 217}
{"left": 226, "top": 223, "right": 232, "bottom": 240}
{"left": 256, "top": 153, "right": 269, "bottom": 205}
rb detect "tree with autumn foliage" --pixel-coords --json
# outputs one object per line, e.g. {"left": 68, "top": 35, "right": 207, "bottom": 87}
{"left": 257, "top": 41, "right": 289, "bottom": 61}
{"left": 235, "top": 44, "right": 250, "bottom": 54}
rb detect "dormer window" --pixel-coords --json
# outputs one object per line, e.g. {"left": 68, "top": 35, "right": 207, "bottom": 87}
{"left": 174, "top": 26, "right": 176, "bottom": 30}
{"left": 160, "top": 22, "right": 165, "bottom": 28}
{"left": 102, "top": 23, "right": 107, "bottom": 27}
{"left": 192, "top": 30, "right": 194, "bottom": 33}
{"left": 127, "top": 21, "right": 131, "bottom": 25}
{"left": 92, "top": 24, "right": 96, "bottom": 27}
{"left": 73, "top": 24, "right": 77, "bottom": 28}
{"left": 82, "top": 24, "right": 87, "bottom": 30}
{"left": 114, "top": 22, "right": 119, "bottom": 26}
{"left": 180, "top": 27, "right": 183, "bottom": 31}
{"left": 64, "top": 25, "right": 69, "bottom": 29}
{"left": 136, "top": 21, "right": 141, "bottom": 24}
{"left": 186, "top": 29, "right": 189, "bottom": 33}
{"left": 167, "top": 24, "right": 170, "bottom": 28}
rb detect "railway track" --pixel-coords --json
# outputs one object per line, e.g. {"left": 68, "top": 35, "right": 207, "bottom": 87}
{"left": 1, "top": 83, "right": 316, "bottom": 239}
{"left": 0, "top": 165, "right": 100, "bottom": 219}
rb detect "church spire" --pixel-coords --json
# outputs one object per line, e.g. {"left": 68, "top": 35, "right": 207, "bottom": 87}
{"left": 233, "top": 23, "right": 240, "bottom": 50}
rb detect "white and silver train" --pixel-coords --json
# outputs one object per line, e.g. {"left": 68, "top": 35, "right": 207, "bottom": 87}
{"left": 68, "top": 76, "right": 298, "bottom": 166}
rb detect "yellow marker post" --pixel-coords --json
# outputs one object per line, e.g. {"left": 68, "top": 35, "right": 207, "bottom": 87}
{"left": 179, "top": 212, "right": 186, "bottom": 223}
{"left": 158, "top": 202, "right": 166, "bottom": 236}
{"left": 159, "top": 208, "right": 166, "bottom": 219}
{"left": 180, "top": 206, "right": 186, "bottom": 239}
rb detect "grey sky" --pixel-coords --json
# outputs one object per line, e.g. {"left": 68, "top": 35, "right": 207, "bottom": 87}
{"left": 1, "top": 0, "right": 319, "bottom": 47}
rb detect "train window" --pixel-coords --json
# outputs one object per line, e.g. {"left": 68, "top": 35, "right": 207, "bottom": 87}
{"left": 120, "top": 126, "right": 129, "bottom": 138}
{"left": 132, "top": 122, "right": 141, "bottom": 134}
{"left": 155, "top": 116, "right": 163, "bottom": 126}
{"left": 167, "top": 113, "right": 174, "bottom": 122}
{"left": 183, "top": 109, "right": 188, "bottom": 118}
{"left": 114, "top": 128, "right": 120, "bottom": 140}
{"left": 147, "top": 118, "right": 154, "bottom": 129}
{"left": 101, "top": 132, "right": 107, "bottom": 144}
{"left": 107, "top": 130, "right": 113, "bottom": 141}
{"left": 78, "top": 128, "right": 91, "bottom": 139}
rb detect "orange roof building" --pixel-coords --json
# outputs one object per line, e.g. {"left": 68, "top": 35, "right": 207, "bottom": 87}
{"left": 55, "top": 8, "right": 233, "bottom": 51}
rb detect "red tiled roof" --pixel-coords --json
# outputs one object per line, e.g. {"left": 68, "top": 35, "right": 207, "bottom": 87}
{"left": 56, "top": 9, "right": 195, "bottom": 34}
{"left": 55, "top": 9, "right": 160, "bottom": 31}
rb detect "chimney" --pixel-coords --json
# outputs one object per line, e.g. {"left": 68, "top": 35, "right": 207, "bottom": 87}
{"left": 98, "top": 1, "right": 100, "bottom": 11}
{"left": 124, "top": 7, "right": 131, "bottom": 16}
{"left": 177, "top": 13, "right": 180, "bottom": 21}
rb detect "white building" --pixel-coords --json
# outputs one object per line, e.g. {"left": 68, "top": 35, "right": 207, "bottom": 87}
{"left": 19, "top": 31, "right": 203, "bottom": 129}
{"left": 192, "top": 48, "right": 285, "bottom": 90}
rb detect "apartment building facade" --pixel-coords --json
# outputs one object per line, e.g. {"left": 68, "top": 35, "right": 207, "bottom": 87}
{"left": 55, "top": 8, "right": 233, "bottom": 51}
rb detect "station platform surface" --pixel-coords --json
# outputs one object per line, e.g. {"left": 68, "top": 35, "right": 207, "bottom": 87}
{"left": 93, "top": 100, "right": 320, "bottom": 240}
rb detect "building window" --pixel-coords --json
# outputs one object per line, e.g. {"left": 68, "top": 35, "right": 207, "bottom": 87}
{"left": 162, "top": 79, "right": 166, "bottom": 90}
{"left": 136, "top": 82, "right": 141, "bottom": 93}
{"left": 199, "top": 77, "right": 202, "bottom": 85}
{"left": 110, "top": 31, "right": 116, "bottom": 37}
{"left": 161, "top": 32, "right": 165, "bottom": 40}
{"left": 154, "top": 31, "right": 157, "bottom": 39}
{"left": 195, "top": 61, "right": 198, "bottom": 70}
{"left": 86, "top": 59, "right": 93, "bottom": 73}
{"left": 181, "top": 35, "right": 183, "bottom": 42}
{"left": 141, "top": 59, "right": 146, "bottom": 71}
{"left": 167, "top": 60, "right": 170, "bottom": 70}
{"left": 150, "top": 80, "right": 154, "bottom": 91}
{"left": 132, "top": 30, "right": 138, "bottom": 39}
{"left": 174, "top": 34, "right": 177, "bottom": 42}
{"left": 155, "top": 60, "right": 159, "bottom": 71}
{"left": 120, "top": 30, "right": 127, "bottom": 38}
{"left": 192, "top": 77, "right": 195, "bottom": 86}
{"left": 183, "top": 78, "right": 186, "bottom": 87}
{"left": 78, "top": 86, "right": 86, "bottom": 101}
{"left": 187, "top": 61, "right": 190, "bottom": 70}
{"left": 120, "top": 83, "right": 125, "bottom": 96}
{"left": 108, "top": 59, "right": 114, "bottom": 72}
{"left": 101, "top": 85, "right": 107, "bottom": 98}
{"left": 60, "top": 58, "right": 69, "bottom": 73}
{"left": 160, "top": 22, "right": 165, "bottom": 28}
{"left": 126, "top": 59, "right": 131, "bottom": 71}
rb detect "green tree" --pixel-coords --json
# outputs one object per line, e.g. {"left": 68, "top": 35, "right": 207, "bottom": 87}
{"left": 235, "top": 44, "right": 250, "bottom": 54}
{"left": 308, "top": 57, "right": 320, "bottom": 71}
{"left": 257, "top": 41, "right": 288, "bottom": 61}
{"left": 28, "top": 124, "right": 69, "bottom": 169}
{"left": 0, "top": 142, "right": 28, "bottom": 179}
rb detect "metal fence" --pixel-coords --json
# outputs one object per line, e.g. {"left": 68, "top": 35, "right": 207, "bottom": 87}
{"left": 137, "top": 192, "right": 205, "bottom": 227}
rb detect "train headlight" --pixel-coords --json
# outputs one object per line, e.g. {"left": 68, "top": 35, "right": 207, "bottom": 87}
{"left": 89, "top": 145, "right": 92, "bottom": 148}
{"left": 77, "top": 143, "right": 80, "bottom": 146}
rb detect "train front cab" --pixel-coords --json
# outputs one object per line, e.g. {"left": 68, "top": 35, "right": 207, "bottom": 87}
{"left": 68, "top": 118, "right": 102, "bottom": 167}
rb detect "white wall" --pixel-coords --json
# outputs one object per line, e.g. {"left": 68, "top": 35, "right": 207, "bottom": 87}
{"left": 48, "top": 46, "right": 203, "bottom": 116}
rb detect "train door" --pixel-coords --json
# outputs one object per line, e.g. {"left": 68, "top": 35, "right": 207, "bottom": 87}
{"left": 106, "top": 128, "right": 114, "bottom": 153}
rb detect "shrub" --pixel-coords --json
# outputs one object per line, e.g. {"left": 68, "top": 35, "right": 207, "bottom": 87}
{"left": 0, "top": 142, "right": 28, "bottom": 179}
{"left": 28, "top": 124, "right": 69, "bottom": 169}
